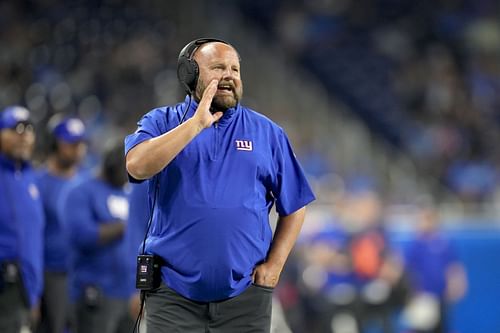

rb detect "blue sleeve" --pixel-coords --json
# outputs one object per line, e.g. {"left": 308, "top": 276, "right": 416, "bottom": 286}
{"left": 22, "top": 196, "right": 45, "bottom": 307}
{"left": 271, "top": 129, "right": 315, "bottom": 216}
{"left": 17, "top": 171, "right": 45, "bottom": 307}
{"left": 124, "top": 108, "right": 172, "bottom": 156}
{"left": 124, "top": 108, "right": 170, "bottom": 183}
{"left": 64, "top": 185, "right": 99, "bottom": 250}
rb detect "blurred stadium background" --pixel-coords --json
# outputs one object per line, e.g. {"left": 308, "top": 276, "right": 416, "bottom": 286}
{"left": 1, "top": 0, "right": 499, "bottom": 332}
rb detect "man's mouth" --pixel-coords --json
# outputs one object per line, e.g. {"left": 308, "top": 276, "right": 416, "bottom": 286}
{"left": 217, "top": 83, "right": 234, "bottom": 93}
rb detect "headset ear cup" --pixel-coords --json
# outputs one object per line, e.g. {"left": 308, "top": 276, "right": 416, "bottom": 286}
{"left": 177, "top": 57, "right": 199, "bottom": 95}
{"left": 187, "top": 59, "right": 199, "bottom": 94}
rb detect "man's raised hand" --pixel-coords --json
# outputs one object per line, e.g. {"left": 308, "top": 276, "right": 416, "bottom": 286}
{"left": 193, "top": 79, "right": 223, "bottom": 129}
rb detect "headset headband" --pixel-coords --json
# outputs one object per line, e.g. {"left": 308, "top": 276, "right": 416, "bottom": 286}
{"left": 179, "top": 38, "right": 229, "bottom": 62}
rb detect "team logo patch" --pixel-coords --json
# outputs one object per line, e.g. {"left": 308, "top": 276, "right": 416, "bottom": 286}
{"left": 107, "top": 195, "right": 129, "bottom": 220}
{"left": 28, "top": 183, "right": 39, "bottom": 200}
{"left": 235, "top": 140, "right": 253, "bottom": 151}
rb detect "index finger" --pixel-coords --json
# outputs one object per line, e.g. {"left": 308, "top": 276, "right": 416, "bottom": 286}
{"left": 199, "top": 79, "right": 218, "bottom": 107}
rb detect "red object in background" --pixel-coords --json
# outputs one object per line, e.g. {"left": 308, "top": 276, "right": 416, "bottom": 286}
{"left": 350, "top": 232, "right": 385, "bottom": 279}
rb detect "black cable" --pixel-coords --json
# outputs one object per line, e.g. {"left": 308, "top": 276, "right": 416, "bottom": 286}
{"left": 179, "top": 94, "right": 193, "bottom": 124}
{"left": 132, "top": 291, "right": 147, "bottom": 333}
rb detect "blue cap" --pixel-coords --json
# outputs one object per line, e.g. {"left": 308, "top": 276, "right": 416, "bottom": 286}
{"left": 0, "top": 106, "right": 32, "bottom": 130}
{"left": 52, "top": 117, "right": 86, "bottom": 143}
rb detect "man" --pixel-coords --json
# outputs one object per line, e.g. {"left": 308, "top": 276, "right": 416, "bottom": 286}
{"left": 125, "top": 38, "right": 315, "bottom": 332}
{"left": 0, "top": 106, "right": 45, "bottom": 332}
{"left": 62, "top": 143, "right": 133, "bottom": 333}
{"left": 404, "top": 203, "right": 467, "bottom": 333}
{"left": 35, "top": 115, "right": 87, "bottom": 333}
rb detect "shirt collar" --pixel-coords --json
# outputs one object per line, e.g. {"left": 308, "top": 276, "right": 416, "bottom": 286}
{"left": 0, "top": 153, "right": 30, "bottom": 171}
{"left": 182, "top": 95, "right": 240, "bottom": 127}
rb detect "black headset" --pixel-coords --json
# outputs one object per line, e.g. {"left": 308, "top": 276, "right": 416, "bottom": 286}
{"left": 176, "top": 37, "right": 231, "bottom": 95}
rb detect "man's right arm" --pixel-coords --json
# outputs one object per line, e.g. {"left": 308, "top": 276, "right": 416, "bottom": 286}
{"left": 126, "top": 79, "right": 222, "bottom": 180}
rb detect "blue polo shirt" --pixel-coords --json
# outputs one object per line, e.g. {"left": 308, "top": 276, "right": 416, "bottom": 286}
{"left": 125, "top": 97, "right": 315, "bottom": 302}
{"left": 0, "top": 153, "right": 44, "bottom": 307}
{"left": 61, "top": 175, "right": 132, "bottom": 300}
{"left": 405, "top": 232, "right": 457, "bottom": 298}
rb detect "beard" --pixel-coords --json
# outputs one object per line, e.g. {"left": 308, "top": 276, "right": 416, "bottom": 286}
{"left": 195, "top": 80, "right": 243, "bottom": 112}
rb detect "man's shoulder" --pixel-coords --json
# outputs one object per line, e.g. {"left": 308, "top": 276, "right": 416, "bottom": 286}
{"left": 240, "top": 105, "right": 283, "bottom": 132}
{"left": 144, "top": 104, "right": 180, "bottom": 119}
{"left": 140, "top": 102, "right": 187, "bottom": 127}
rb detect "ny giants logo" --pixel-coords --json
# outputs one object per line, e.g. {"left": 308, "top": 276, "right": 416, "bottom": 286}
{"left": 235, "top": 140, "right": 253, "bottom": 151}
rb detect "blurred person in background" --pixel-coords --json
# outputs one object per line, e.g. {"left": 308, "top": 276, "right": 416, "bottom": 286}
{"left": 61, "top": 142, "right": 133, "bottom": 333}
{"left": 299, "top": 225, "right": 359, "bottom": 333}
{"left": 403, "top": 203, "right": 467, "bottom": 333}
{"left": 34, "top": 115, "right": 87, "bottom": 333}
{"left": 125, "top": 38, "right": 315, "bottom": 332}
{"left": 0, "top": 106, "right": 44, "bottom": 332}
{"left": 341, "top": 187, "right": 406, "bottom": 333}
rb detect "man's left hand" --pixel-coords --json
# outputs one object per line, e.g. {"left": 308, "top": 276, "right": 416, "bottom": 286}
{"left": 252, "top": 262, "right": 282, "bottom": 288}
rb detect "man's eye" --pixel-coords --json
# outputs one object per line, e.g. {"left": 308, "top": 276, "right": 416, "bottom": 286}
{"left": 14, "top": 123, "right": 34, "bottom": 134}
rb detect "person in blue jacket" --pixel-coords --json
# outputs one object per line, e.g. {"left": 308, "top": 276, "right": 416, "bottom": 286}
{"left": 0, "top": 106, "right": 45, "bottom": 333}
{"left": 404, "top": 203, "right": 467, "bottom": 333}
{"left": 62, "top": 142, "right": 133, "bottom": 333}
{"left": 125, "top": 38, "right": 316, "bottom": 332}
{"left": 35, "top": 114, "right": 87, "bottom": 333}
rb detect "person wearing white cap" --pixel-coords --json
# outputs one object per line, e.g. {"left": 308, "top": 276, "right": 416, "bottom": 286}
{"left": 34, "top": 114, "right": 88, "bottom": 333}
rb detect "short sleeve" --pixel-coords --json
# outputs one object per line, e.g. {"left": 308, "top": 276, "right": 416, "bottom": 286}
{"left": 124, "top": 108, "right": 171, "bottom": 183}
{"left": 124, "top": 109, "right": 166, "bottom": 157}
{"left": 271, "top": 129, "right": 315, "bottom": 216}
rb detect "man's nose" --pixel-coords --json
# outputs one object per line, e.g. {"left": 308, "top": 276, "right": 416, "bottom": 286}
{"left": 221, "top": 67, "right": 233, "bottom": 79}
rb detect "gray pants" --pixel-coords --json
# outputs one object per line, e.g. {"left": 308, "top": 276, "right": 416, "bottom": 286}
{"left": 0, "top": 282, "right": 28, "bottom": 333}
{"left": 36, "top": 271, "right": 68, "bottom": 333}
{"left": 74, "top": 296, "right": 131, "bottom": 333}
{"left": 145, "top": 283, "right": 272, "bottom": 333}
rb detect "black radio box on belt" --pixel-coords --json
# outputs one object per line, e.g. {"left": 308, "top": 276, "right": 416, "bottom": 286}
{"left": 136, "top": 254, "right": 162, "bottom": 290}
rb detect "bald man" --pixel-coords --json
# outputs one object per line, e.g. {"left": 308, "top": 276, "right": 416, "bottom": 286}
{"left": 125, "top": 39, "right": 315, "bottom": 332}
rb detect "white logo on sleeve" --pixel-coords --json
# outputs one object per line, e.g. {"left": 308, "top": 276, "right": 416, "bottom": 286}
{"left": 107, "top": 195, "right": 129, "bottom": 221}
{"left": 235, "top": 140, "right": 253, "bottom": 151}
{"left": 29, "top": 183, "right": 40, "bottom": 200}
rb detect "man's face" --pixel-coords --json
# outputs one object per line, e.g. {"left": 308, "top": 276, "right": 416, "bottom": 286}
{"left": 194, "top": 42, "right": 243, "bottom": 111}
{"left": 56, "top": 140, "right": 87, "bottom": 168}
{"left": 0, "top": 122, "right": 35, "bottom": 162}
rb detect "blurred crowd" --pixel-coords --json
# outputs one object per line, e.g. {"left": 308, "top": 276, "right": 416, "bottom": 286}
{"left": 0, "top": 0, "right": 183, "bottom": 161}
{"left": 277, "top": 186, "right": 467, "bottom": 333}
{"left": 237, "top": 0, "right": 500, "bottom": 204}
